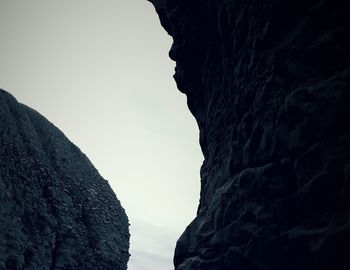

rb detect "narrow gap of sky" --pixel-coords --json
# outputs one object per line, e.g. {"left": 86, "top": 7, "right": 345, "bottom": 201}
{"left": 0, "top": 1, "right": 203, "bottom": 269}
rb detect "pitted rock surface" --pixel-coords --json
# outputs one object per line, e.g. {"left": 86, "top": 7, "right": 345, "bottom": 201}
{"left": 150, "top": 0, "right": 350, "bottom": 269}
{"left": 0, "top": 90, "right": 129, "bottom": 270}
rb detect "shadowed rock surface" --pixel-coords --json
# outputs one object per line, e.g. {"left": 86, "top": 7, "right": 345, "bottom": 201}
{"left": 0, "top": 90, "right": 129, "bottom": 270}
{"left": 150, "top": 0, "right": 350, "bottom": 269}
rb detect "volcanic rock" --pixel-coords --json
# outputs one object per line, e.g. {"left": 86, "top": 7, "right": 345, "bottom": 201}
{"left": 0, "top": 90, "right": 129, "bottom": 270}
{"left": 150, "top": 0, "right": 350, "bottom": 269}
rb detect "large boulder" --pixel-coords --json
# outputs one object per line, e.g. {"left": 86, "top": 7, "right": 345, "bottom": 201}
{"left": 0, "top": 89, "right": 129, "bottom": 270}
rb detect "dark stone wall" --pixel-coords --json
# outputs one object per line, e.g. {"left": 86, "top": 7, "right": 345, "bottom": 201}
{"left": 150, "top": 0, "right": 350, "bottom": 269}
{"left": 0, "top": 90, "right": 129, "bottom": 270}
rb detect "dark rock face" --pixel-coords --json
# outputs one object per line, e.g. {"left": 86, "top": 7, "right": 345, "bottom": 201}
{"left": 0, "top": 90, "right": 129, "bottom": 270}
{"left": 150, "top": 0, "right": 350, "bottom": 269}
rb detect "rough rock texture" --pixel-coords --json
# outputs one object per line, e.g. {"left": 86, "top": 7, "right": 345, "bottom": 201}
{"left": 0, "top": 90, "right": 129, "bottom": 270}
{"left": 150, "top": 0, "right": 350, "bottom": 269}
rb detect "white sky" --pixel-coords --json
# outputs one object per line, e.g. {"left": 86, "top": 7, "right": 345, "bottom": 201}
{"left": 0, "top": 1, "right": 203, "bottom": 269}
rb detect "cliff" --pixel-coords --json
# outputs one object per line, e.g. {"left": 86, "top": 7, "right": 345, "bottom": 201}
{"left": 0, "top": 90, "right": 129, "bottom": 270}
{"left": 150, "top": 0, "right": 350, "bottom": 269}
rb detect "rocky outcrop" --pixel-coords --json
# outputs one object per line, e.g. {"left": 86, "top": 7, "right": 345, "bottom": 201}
{"left": 0, "top": 90, "right": 129, "bottom": 270}
{"left": 150, "top": 0, "right": 350, "bottom": 269}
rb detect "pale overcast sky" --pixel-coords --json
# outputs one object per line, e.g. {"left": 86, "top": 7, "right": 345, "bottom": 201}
{"left": 0, "top": 1, "right": 203, "bottom": 269}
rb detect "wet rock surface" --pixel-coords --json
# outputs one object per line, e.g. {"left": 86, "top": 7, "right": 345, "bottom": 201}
{"left": 150, "top": 0, "right": 350, "bottom": 269}
{"left": 0, "top": 90, "right": 129, "bottom": 270}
